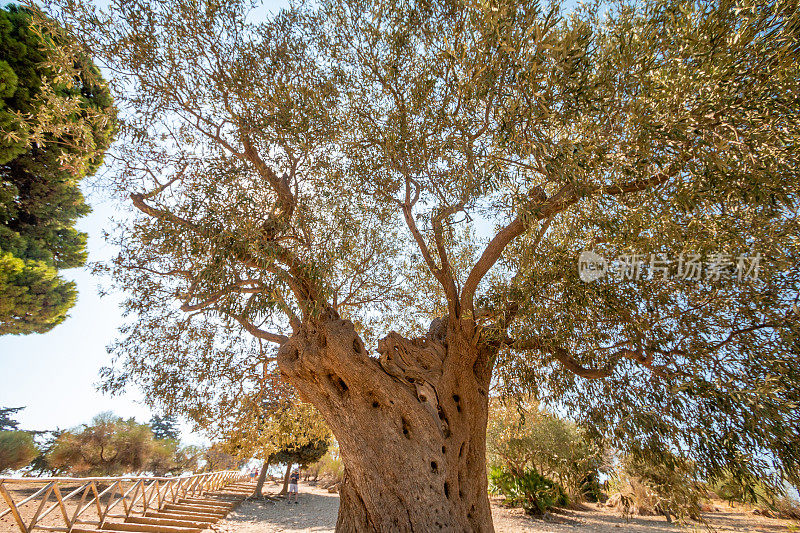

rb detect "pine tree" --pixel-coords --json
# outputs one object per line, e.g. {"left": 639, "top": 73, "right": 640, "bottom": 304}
{"left": 149, "top": 414, "right": 180, "bottom": 440}
{"left": 0, "top": 5, "right": 116, "bottom": 335}
{"left": 0, "top": 406, "right": 23, "bottom": 431}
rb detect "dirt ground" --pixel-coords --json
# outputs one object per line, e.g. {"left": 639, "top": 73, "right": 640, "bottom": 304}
{"left": 211, "top": 483, "right": 800, "bottom": 533}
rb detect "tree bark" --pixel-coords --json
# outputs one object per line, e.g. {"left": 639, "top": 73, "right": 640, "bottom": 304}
{"left": 279, "top": 462, "right": 293, "bottom": 496}
{"left": 278, "top": 310, "right": 496, "bottom": 532}
{"left": 253, "top": 460, "right": 269, "bottom": 498}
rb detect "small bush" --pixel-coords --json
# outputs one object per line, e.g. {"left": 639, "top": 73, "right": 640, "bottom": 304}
{"left": 768, "top": 495, "right": 800, "bottom": 520}
{"left": 489, "top": 466, "right": 568, "bottom": 516}
{"left": 606, "top": 452, "right": 703, "bottom": 522}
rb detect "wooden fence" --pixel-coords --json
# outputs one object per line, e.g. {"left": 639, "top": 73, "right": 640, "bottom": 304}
{"left": 0, "top": 471, "right": 246, "bottom": 533}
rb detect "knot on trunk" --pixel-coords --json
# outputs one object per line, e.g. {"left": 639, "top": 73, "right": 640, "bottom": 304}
{"left": 377, "top": 332, "right": 446, "bottom": 385}
{"left": 377, "top": 326, "right": 447, "bottom": 426}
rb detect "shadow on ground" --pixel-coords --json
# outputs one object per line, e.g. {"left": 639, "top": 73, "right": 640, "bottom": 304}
{"left": 221, "top": 490, "right": 340, "bottom": 533}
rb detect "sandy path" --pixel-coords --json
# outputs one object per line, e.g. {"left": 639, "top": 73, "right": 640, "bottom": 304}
{"left": 211, "top": 485, "right": 338, "bottom": 533}
{"left": 211, "top": 484, "right": 798, "bottom": 533}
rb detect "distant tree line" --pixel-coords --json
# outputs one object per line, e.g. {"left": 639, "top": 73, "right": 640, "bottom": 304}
{"left": 0, "top": 407, "right": 218, "bottom": 476}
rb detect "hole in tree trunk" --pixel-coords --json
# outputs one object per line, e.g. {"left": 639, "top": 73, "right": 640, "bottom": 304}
{"left": 401, "top": 417, "right": 410, "bottom": 438}
{"left": 372, "top": 401, "right": 379, "bottom": 408}
{"left": 441, "top": 446, "right": 446, "bottom": 454}
{"left": 444, "top": 482, "right": 450, "bottom": 499}
{"left": 430, "top": 461, "right": 438, "bottom": 473}
{"left": 452, "top": 394, "right": 462, "bottom": 412}
{"left": 328, "top": 374, "right": 349, "bottom": 396}
{"left": 459, "top": 443, "right": 465, "bottom": 458}
{"left": 353, "top": 338, "right": 361, "bottom": 353}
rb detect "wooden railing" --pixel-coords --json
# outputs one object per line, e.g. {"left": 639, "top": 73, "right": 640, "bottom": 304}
{"left": 0, "top": 471, "right": 246, "bottom": 533}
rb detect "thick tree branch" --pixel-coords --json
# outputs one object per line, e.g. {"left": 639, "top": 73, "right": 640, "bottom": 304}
{"left": 239, "top": 130, "right": 296, "bottom": 219}
{"left": 510, "top": 337, "right": 616, "bottom": 379}
{"left": 431, "top": 202, "right": 463, "bottom": 312}
{"left": 460, "top": 162, "right": 684, "bottom": 318}
{"left": 233, "top": 314, "right": 289, "bottom": 345}
{"left": 130, "top": 192, "right": 320, "bottom": 316}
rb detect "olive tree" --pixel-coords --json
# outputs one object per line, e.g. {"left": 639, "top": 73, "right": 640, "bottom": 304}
{"left": 48, "top": 0, "right": 800, "bottom": 529}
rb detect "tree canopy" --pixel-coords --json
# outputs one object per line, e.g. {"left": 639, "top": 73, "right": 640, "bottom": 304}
{"left": 47, "top": 412, "right": 195, "bottom": 476}
{"left": 0, "top": 430, "right": 37, "bottom": 472}
{"left": 0, "top": 4, "right": 116, "bottom": 335}
{"left": 49, "top": 0, "right": 800, "bottom": 527}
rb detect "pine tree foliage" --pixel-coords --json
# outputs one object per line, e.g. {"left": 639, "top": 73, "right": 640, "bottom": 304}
{"left": 0, "top": 4, "right": 116, "bottom": 334}
{"left": 149, "top": 414, "right": 180, "bottom": 440}
{"left": 0, "top": 406, "right": 23, "bottom": 431}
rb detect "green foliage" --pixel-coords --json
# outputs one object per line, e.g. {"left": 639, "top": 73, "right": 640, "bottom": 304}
{"left": 269, "top": 437, "right": 329, "bottom": 468}
{"left": 0, "top": 406, "right": 23, "bottom": 431}
{"left": 707, "top": 469, "right": 800, "bottom": 519}
{"left": 0, "top": 4, "right": 116, "bottom": 335}
{"left": 0, "top": 430, "right": 37, "bottom": 472}
{"left": 305, "top": 443, "right": 343, "bottom": 483}
{"left": 489, "top": 465, "right": 568, "bottom": 516}
{"left": 487, "top": 399, "right": 605, "bottom": 501}
{"left": 149, "top": 414, "right": 180, "bottom": 440}
{"left": 201, "top": 443, "right": 242, "bottom": 472}
{"left": 147, "top": 439, "right": 200, "bottom": 475}
{"left": 0, "top": 252, "right": 77, "bottom": 334}
{"left": 47, "top": 412, "right": 194, "bottom": 476}
{"left": 27, "top": 429, "right": 67, "bottom": 476}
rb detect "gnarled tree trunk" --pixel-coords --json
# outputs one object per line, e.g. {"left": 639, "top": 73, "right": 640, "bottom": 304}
{"left": 278, "top": 310, "right": 496, "bottom": 532}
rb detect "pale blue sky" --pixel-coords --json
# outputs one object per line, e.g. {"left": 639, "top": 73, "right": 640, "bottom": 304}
{"left": 0, "top": 196, "right": 156, "bottom": 434}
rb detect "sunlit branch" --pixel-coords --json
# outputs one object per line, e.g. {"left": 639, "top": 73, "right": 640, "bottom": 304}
{"left": 130, "top": 192, "right": 318, "bottom": 316}
{"left": 431, "top": 201, "right": 464, "bottom": 310}
{"left": 232, "top": 314, "right": 288, "bottom": 345}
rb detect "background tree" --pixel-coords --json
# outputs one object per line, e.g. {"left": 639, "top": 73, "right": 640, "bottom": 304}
{"left": 0, "top": 4, "right": 115, "bottom": 335}
{"left": 269, "top": 437, "right": 330, "bottom": 495}
{"left": 606, "top": 450, "right": 704, "bottom": 522}
{"left": 147, "top": 439, "right": 201, "bottom": 476}
{"left": 487, "top": 399, "right": 605, "bottom": 502}
{"left": 0, "top": 430, "right": 37, "bottom": 472}
{"left": 220, "top": 401, "right": 332, "bottom": 497}
{"left": 48, "top": 412, "right": 155, "bottom": 476}
{"left": 52, "top": 0, "right": 800, "bottom": 529}
{"left": 200, "top": 444, "right": 241, "bottom": 472}
{"left": 28, "top": 429, "right": 67, "bottom": 476}
{"left": 149, "top": 414, "right": 180, "bottom": 440}
{"left": 0, "top": 406, "right": 23, "bottom": 431}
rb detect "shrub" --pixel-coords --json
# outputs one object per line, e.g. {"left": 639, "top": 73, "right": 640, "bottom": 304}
{"left": 0, "top": 430, "right": 37, "bottom": 472}
{"left": 606, "top": 451, "right": 703, "bottom": 522}
{"left": 710, "top": 470, "right": 800, "bottom": 519}
{"left": 487, "top": 399, "right": 605, "bottom": 503}
{"left": 489, "top": 466, "right": 568, "bottom": 516}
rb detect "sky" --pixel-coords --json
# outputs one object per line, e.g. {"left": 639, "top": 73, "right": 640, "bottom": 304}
{"left": 0, "top": 195, "right": 161, "bottom": 436}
